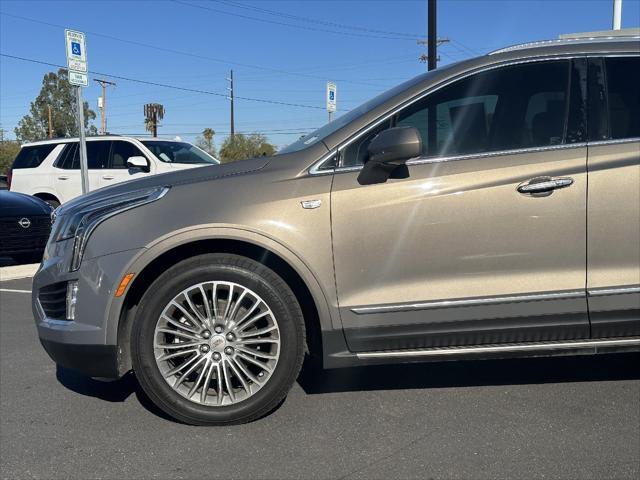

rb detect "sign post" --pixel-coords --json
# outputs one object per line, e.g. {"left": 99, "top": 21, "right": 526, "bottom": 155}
{"left": 65, "top": 29, "right": 89, "bottom": 194}
{"left": 326, "top": 81, "right": 336, "bottom": 122}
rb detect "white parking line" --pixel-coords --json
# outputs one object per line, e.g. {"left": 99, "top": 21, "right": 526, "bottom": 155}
{"left": 0, "top": 289, "right": 32, "bottom": 293}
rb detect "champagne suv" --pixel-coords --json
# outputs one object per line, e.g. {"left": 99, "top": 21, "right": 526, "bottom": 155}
{"left": 33, "top": 32, "right": 640, "bottom": 425}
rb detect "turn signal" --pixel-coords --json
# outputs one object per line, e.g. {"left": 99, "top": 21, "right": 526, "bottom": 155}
{"left": 115, "top": 273, "right": 135, "bottom": 297}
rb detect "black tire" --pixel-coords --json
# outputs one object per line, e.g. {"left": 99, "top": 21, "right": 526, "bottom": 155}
{"left": 43, "top": 198, "right": 60, "bottom": 209}
{"left": 131, "top": 253, "right": 305, "bottom": 425}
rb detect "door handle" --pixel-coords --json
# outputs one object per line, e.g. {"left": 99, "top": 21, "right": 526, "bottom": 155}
{"left": 102, "top": 175, "right": 115, "bottom": 180}
{"left": 517, "top": 176, "right": 574, "bottom": 196}
{"left": 57, "top": 175, "right": 69, "bottom": 180}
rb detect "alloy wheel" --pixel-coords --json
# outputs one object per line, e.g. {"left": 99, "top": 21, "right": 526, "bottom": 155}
{"left": 153, "top": 281, "right": 280, "bottom": 406}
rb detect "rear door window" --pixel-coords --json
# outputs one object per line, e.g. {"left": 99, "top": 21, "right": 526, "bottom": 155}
{"left": 55, "top": 142, "right": 113, "bottom": 169}
{"left": 55, "top": 143, "right": 78, "bottom": 169}
{"left": 11, "top": 143, "right": 57, "bottom": 169}
{"left": 605, "top": 57, "right": 640, "bottom": 139}
{"left": 86, "top": 141, "right": 111, "bottom": 169}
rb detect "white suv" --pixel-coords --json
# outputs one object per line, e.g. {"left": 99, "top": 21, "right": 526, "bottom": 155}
{"left": 8, "top": 136, "right": 219, "bottom": 207}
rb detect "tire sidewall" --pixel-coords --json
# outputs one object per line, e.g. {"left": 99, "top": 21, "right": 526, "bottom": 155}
{"left": 132, "top": 255, "right": 303, "bottom": 424}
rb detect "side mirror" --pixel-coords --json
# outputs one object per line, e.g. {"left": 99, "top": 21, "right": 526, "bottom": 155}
{"left": 357, "top": 126, "right": 422, "bottom": 185}
{"left": 127, "top": 156, "right": 150, "bottom": 173}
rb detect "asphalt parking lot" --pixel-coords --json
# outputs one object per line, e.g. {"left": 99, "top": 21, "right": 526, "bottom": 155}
{"left": 1, "top": 274, "right": 639, "bottom": 480}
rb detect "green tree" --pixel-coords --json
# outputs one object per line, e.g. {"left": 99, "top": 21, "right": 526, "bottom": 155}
{"left": 14, "top": 69, "right": 97, "bottom": 142}
{"left": 0, "top": 138, "right": 21, "bottom": 175}
{"left": 195, "top": 128, "right": 217, "bottom": 158}
{"left": 219, "top": 133, "right": 276, "bottom": 163}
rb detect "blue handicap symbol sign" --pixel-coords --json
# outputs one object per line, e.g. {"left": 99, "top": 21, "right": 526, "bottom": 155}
{"left": 71, "top": 42, "right": 81, "bottom": 56}
{"left": 329, "top": 91, "right": 335, "bottom": 101}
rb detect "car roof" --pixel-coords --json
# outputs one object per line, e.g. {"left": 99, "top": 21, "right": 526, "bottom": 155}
{"left": 20, "top": 136, "right": 185, "bottom": 147}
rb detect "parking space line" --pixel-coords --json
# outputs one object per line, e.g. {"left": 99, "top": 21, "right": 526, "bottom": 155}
{"left": 0, "top": 288, "right": 32, "bottom": 293}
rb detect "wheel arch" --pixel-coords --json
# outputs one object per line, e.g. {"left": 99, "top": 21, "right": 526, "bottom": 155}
{"left": 33, "top": 191, "right": 61, "bottom": 205}
{"left": 116, "top": 235, "right": 332, "bottom": 375}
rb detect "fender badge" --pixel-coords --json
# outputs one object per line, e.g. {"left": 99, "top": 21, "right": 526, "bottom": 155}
{"left": 301, "top": 199, "right": 322, "bottom": 210}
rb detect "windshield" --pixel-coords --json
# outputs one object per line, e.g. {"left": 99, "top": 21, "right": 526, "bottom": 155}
{"left": 141, "top": 141, "right": 220, "bottom": 164}
{"left": 278, "top": 73, "right": 430, "bottom": 155}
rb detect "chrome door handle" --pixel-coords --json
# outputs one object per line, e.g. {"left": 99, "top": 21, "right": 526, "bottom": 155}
{"left": 58, "top": 175, "right": 69, "bottom": 180}
{"left": 102, "top": 175, "right": 115, "bottom": 180}
{"left": 517, "top": 176, "right": 574, "bottom": 195}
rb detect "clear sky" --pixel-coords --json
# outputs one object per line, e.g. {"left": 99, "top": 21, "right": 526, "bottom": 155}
{"left": 1, "top": 0, "right": 639, "bottom": 149}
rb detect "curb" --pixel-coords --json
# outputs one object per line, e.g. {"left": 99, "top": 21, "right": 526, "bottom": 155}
{"left": 0, "top": 264, "right": 39, "bottom": 281}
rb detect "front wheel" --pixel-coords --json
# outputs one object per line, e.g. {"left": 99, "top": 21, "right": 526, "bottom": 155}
{"left": 131, "top": 253, "right": 305, "bottom": 425}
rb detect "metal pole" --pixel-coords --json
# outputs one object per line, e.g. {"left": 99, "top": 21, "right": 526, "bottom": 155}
{"left": 613, "top": 0, "right": 622, "bottom": 30}
{"left": 76, "top": 86, "right": 89, "bottom": 194}
{"left": 427, "top": 0, "right": 437, "bottom": 71}
{"left": 328, "top": 111, "right": 333, "bottom": 123}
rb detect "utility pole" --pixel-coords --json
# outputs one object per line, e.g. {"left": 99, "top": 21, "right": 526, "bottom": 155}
{"left": 144, "top": 103, "right": 165, "bottom": 138}
{"left": 426, "top": 0, "right": 438, "bottom": 155}
{"left": 427, "top": 0, "right": 437, "bottom": 71}
{"left": 613, "top": 0, "right": 622, "bottom": 30}
{"left": 227, "top": 70, "right": 235, "bottom": 137}
{"left": 48, "top": 105, "right": 53, "bottom": 138}
{"left": 94, "top": 78, "right": 116, "bottom": 135}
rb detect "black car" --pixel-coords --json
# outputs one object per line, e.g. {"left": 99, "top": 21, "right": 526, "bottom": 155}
{"left": 0, "top": 191, "right": 52, "bottom": 264}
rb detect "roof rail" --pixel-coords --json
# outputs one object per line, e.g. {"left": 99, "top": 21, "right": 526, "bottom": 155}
{"left": 559, "top": 28, "right": 640, "bottom": 40}
{"left": 489, "top": 28, "right": 639, "bottom": 55}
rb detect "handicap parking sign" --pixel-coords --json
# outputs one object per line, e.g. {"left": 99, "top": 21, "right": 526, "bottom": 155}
{"left": 71, "top": 42, "right": 81, "bottom": 56}
{"left": 329, "top": 91, "right": 335, "bottom": 101}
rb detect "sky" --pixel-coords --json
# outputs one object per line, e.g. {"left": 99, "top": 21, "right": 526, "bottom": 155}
{"left": 1, "top": 0, "right": 639, "bottom": 150}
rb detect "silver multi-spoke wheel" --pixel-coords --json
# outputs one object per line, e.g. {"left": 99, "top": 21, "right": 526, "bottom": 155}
{"left": 153, "top": 281, "right": 280, "bottom": 406}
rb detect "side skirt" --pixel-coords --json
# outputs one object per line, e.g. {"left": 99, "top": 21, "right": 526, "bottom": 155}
{"left": 323, "top": 337, "right": 640, "bottom": 369}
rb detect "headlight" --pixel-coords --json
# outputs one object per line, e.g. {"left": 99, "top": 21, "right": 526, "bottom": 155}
{"left": 52, "top": 186, "right": 169, "bottom": 271}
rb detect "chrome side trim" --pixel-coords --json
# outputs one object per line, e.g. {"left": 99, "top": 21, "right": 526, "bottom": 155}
{"left": 351, "top": 290, "right": 585, "bottom": 315}
{"left": 588, "top": 286, "right": 640, "bottom": 297}
{"left": 587, "top": 137, "right": 640, "bottom": 147}
{"left": 356, "top": 338, "right": 640, "bottom": 359}
{"left": 406, "top": 142, "right": 587, "bottom": 169}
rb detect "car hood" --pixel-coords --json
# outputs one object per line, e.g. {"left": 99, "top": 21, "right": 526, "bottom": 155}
{"left": 0, "top": 191, "right": 52, "bottom": 217}
{"left": 61, "top": 156, "right": 271, "bottom": 211}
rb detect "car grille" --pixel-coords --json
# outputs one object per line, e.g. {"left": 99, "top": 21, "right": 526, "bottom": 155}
{"left": 0, "top": 215, "right": 51, "bottom": 254}
{"left": 38, "top": 282, "right": 68, "bottom": 320}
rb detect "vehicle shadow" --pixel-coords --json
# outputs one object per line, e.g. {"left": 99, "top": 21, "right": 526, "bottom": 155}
{"left": 56, "top": 352, "right": 640, "bottom": 421}
{"left": 55, "top": 366, "right": 175, "bottom": 421}
{"left": 297, "top": 352, "right": 640, "bottom": 395}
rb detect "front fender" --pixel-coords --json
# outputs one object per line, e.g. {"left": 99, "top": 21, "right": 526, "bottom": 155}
{"left": 104, "top": 225, "right": 340, "bottom": 347}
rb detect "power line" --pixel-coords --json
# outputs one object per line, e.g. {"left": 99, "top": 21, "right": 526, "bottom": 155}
{"left": 172, "top": 0, "right": 422, "bottom": 41}
{"left": 0, "top": 53, "right": 343, "bottom": 111}
{"left": 0, "top": 11, "right": 386, "bottom": 88}
{"left": 213, "top": 0, "right": 423, "bottom": 39}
